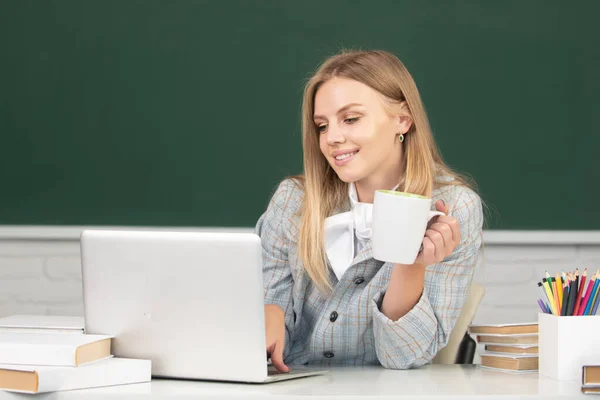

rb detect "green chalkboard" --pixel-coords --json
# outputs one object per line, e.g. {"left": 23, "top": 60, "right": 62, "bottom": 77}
{"left": 1, "top": 0, "right": 599, "bottom": 229}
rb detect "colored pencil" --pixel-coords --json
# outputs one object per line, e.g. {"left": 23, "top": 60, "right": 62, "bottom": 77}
{"left": 551, "top": 277, "right": 561, "bottom": 315}
{"left": 592, "top": 285, "right": 600, "bottom": 315}
{"left": 560, "top": 278, "right": 569, "bottom": 316}
{"left": 583, "top": 273, "right": 600, "bottom": 315}
{"left": 545, "top": 271, "right": 552, "bottom": 292}
{"left": 537, "top": 298, "right": 549, "bottom": 313}
{"left": 588, "top": 269, "right": 600, "bottom": 315}
{"left": 567, "top": 273, "right": 577, "bottom": 316}
{"left": 542, "top": 278, "right": 557, "bottom": 315}
{"left": 556, "top": 271, "right": 563, "bottom": 311}
{"left": 533, "top": 269, "right": 600, "bottom": 316}
{"left": 578, "top": 272, "right": 596, "bottom": 316}
{"left": 538, "top": 282, "right": 551, "bottom": 312}
{"left": 573, "top": 269, "right": 586, "bottom": 316}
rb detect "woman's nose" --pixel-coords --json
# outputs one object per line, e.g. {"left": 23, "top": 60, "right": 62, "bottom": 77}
{"left": 326, "top": 126, "right": 345, "bottom": 145}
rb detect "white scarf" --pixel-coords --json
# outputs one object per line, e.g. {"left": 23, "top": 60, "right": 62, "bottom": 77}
{"left": 324, "top": 182, "right": 399, "bottom": 279}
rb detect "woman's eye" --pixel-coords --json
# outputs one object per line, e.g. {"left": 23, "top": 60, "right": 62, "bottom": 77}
{"left": 345, "top": 117, "right": 359, "bottom": 124}
{"left": 318, "top": 124, "right": 328, "bottom": 133}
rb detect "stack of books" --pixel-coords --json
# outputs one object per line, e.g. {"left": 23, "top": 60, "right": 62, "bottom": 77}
{"left": 0, "top": 315, "right": 151, "bottom": 394}
{"left": 468, "top": 322, "right": 539, "bottom": 373}
{"left": 583, "top": 364, "right": 600, "bottom": 395}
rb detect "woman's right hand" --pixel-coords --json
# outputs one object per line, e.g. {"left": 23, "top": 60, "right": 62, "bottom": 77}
{"left": 264, "top": 304, "right": 290, "bottom": 372}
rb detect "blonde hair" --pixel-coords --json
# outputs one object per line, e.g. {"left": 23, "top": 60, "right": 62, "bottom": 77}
{"left": 293, "top": 50, "right": 476, "bottom": 293}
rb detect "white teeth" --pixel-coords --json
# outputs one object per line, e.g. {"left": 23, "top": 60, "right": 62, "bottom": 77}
{"left": 335, "top": 151, "right": 357, "bottom": 160}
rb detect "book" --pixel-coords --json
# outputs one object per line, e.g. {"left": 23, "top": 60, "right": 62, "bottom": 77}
{"left": 480, "top": 353, "right": 538, "bottom": 371}
{"left": 484, "top": 344, "right": 538, "bottom": 355}
{"left": 0, "top": 332, "right": 113, "bottom": 366}
{"left": 469, "top": 322, "right": 538, "bottom": 335}
{"left": 582, "top": 387, "right": 600, "bottom": 394}
{"left": 480, "top": 366, "right": 538, "bottom": 374}
{"left": 0, "top": 315, "right": 84, "bottom": 334}
{"left": 0, "top": 357, "right": 151, "bottom": 393}
{"left": 476, "top": 333, "right": 538, "bottom": 345}
{"left": 583, "top": 365, "right": 600, "bottom": 387}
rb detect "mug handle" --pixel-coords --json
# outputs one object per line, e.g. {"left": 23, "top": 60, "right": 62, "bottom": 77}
{"left": 419, "top": 211, "right": 447, "bottom": 252}
{"left": 428, "top": 210, "right": 445, "bottom": 221}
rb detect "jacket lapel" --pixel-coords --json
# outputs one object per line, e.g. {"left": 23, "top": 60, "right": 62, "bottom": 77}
{"left": 350, "top": 239, "right": 373, "bottom": 267}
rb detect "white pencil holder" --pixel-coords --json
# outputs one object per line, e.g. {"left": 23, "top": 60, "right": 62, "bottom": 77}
{"left": 538, "top": 313, "right": 600, "bottom": 381}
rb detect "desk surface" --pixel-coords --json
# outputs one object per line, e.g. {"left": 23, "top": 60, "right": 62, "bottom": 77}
{"left": 0, "top": 365, "right": 587, "bottom": 399}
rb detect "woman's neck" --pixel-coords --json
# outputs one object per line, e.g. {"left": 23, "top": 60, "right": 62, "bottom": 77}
{"left": 354, "top": 173, "right": 402, "bottom": 203}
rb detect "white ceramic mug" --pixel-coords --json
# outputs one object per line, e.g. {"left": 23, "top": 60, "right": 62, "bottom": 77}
{"left": 371, "top": 190, "right": 445, "bottom": 264}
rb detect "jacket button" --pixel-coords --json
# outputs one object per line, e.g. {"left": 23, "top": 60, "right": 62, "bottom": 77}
{"left": 329, "top": 311, "right": 338, "bottom": 322}
{"left": 354, "top": 277, "right": 365, "bottom": 285}
{"left": 323, "top": 352, "right": 334, "bottom": 358}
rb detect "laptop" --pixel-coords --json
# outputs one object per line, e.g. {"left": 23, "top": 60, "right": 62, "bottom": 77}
{"left": 80, "top": 229, "right": 326, "bottom": 383}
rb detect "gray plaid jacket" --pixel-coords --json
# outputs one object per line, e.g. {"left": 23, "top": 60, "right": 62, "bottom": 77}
{"left": 255, "top": 178, "right": 483, "bottom": 369}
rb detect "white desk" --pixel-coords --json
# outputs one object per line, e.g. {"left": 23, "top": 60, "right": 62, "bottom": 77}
{"left": 0, "top": 365, "right": 587, "bottom": 399}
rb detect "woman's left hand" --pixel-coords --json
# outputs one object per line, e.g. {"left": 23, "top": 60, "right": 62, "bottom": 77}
{"left": 413, "top": 200, "right": 461, "bottom": 266}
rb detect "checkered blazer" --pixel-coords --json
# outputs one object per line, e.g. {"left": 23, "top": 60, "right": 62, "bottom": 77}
{"left": 255, "top": 177, "right": 483, "bottom": 369}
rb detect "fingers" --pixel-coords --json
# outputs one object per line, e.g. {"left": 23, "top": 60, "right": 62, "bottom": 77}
{"left": 435, "top": 199, "right": 449, "bottom": 214}
{"left": 429, "top": 222, "right": 456, "bottom": 248}
{"left": 426, "top": 200, "right": 448, "bottom": 229}
{"left": 449, "top": 218, "right": 460, "bottom": 245}
{"left": 420, "top": 236, "right": 436, "bottom": 263}
{"left": 440, "top": 217, "right": 461, "bottom": 246}
{"left": 270, "top": 341, "right": 289, "bottom": 373}
{"left": 265, "top": 304, "right": 289, "bottom": 372}
{"left": 430, "top": 215, "right": 461, "bottom": 246}
{"left": 417, "top": 199, "right": 463, "bottom": 266}
{"left": 425, "top": 228, "right": 445, "bottom": 261}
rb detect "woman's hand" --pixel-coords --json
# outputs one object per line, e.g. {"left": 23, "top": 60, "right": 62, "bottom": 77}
{"left": 414, "top": 200, "right": 461, "bottom": 266}
{"left": 264, "top": 304, "right": 289, "bottom": 372}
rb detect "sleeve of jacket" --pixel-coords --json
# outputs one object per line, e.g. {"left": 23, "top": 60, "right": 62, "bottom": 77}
{"left": 254, "top": 179, "right": 298, "bottom": 360}
{"left": 370, "top": 186, "right": 484, "bottom": 369}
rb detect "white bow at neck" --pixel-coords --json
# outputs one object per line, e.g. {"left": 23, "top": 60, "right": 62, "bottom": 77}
{"left": 324, "top": 182, "right": 399, "bottom": 280}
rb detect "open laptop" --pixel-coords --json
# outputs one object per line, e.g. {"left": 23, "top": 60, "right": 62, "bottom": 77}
{"left": 80, "top": 229, "right": 326, "bottom": 383}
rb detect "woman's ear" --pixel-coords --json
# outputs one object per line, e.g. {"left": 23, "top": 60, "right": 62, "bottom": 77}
{"left": 396, "top": 101, "right": 413, "bottom": 134}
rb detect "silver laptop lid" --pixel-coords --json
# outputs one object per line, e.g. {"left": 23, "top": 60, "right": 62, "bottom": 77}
{"left": 81, "top": 229, "right": 268, "bottom": 382}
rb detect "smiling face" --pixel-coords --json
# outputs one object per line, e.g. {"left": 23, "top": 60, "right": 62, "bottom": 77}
{"left": 313, "top": 77, "right": 411, "bottom": 194}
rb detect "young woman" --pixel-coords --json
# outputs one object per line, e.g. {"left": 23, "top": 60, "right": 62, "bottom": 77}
{"left": 256, "top": 50, "right": 484, "bottom": 371}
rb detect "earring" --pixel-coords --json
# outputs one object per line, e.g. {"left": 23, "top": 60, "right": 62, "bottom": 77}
{"left": 398, "top": 134, "right": 404, "bottom": 143}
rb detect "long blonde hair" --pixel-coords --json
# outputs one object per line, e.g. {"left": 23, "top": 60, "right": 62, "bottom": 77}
{"left": 294, "top": 50, "right": 475, "bottom": 293}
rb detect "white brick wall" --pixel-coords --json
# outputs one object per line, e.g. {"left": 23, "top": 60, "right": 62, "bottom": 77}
{"left": 1, "top": 228, "right": 599, "bottom": 325}
{"left": 472, "top": 244, "right": 600, "bottom": 324}
{"left": 0, "top": 240, "right": 84, "bottom": 318}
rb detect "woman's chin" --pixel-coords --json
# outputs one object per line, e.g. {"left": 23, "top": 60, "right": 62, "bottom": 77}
{"left": 333, "top": 169, "right": 362, "bottom": 183}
